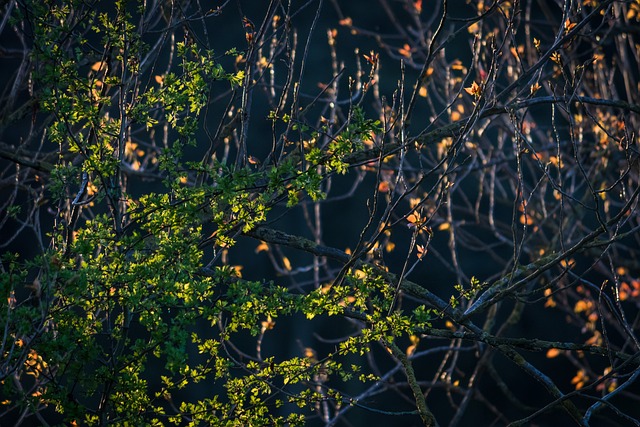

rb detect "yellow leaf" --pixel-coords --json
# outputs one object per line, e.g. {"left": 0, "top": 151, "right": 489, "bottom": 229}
{"left": 282, "top": 257, "right": 292, "bottom": 271}
{"left": 438, "top": 222, "right": 451, "bottom": 231}
{"left": 419, "top": 86, "right": 428, "bottom": 97}
{"left": 154, "top": 75, "right": 164, "bottom": 84}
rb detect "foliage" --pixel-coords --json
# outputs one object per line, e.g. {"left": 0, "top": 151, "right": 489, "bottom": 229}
{"left": 1, "top": 0, "right": 640, "bottom": 426}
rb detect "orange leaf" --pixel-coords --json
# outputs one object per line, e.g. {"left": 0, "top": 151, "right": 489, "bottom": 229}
{"left": 247, "top": 155, "right": 260, "bottom": 165}
{"left": 530, "top": 82, "right": 541, "bottom": 95}
{"left": 438, "top": 222, "right": 451, "bottom": 231}
{"left": 261, "top": 315, "right": 276, "bottom": 331}
{"left": 378, "top": 181, "right": 390, "bottom": 193}
{"left": 407, "top": 212, "right": 422, "bottom": 226}
{"left": 398, "top": 43, "right": 412, "bottom": 58}
{"left": 255, "top": 241, "right": 269, "bottom": 253}
{"left": 451, "top": 60, "right": 465, "bottom": 71}
{"left": 91, "top": 61, "right": 106, "bottom": 72}
{"left": 413, "top": 0, "right": 422, "bottom": 13}
{"left": 546, "top": 348, "right": 561, "bottom": 358}
{"left": 416, "top": 244, "right": 427, "bottom": 258}
{"left": 464, "top": 81, "right": 481, "bottom": 97}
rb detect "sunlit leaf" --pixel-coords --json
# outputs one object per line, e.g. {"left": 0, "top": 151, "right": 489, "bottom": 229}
{"left": 464, "top": 81, "right": 481, "bottom": 98}
{"left": 282, "top": 257, "right": 292, "bottom": 271}
{"left": 398, "top": 43, "right": 412, "bottom": 58}
{"left": 255, "top": 241, "right": 269, "bottom": 253}
{"left": 546, "top": 348, "right": 561, "bottom": 358}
